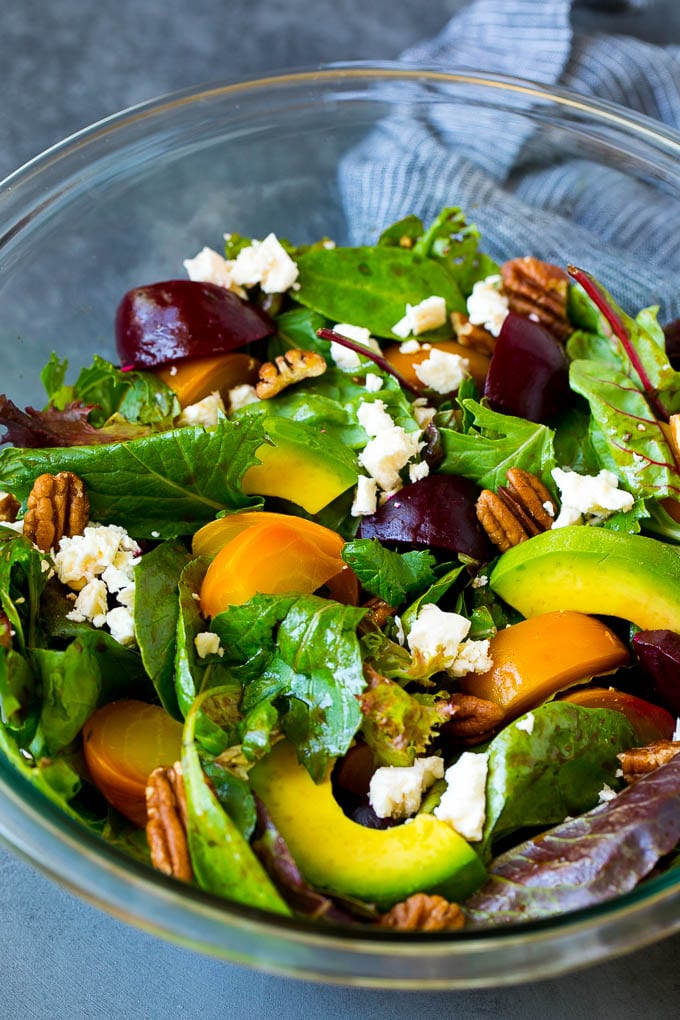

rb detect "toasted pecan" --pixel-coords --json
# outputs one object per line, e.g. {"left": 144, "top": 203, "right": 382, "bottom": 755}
{"left": 255, "top": 348, "right": 326, "bottom": 399}
{"left": 22, "top": 471, "right": 89, "bottom": 552}
{"left": 378, "top": 893, "right": 465, "bottom": 932}
{"left": 617, "top": 740, "right": 680, "bottom": 785}
{"left": 0, "top": 492, "right": 20, "bottom": 523}
{"left": 443, "top": 693, "right": 505, "bottom": 745}
{"left": 451, "top": 311, "right": 496, "bottom": 355}
{"left": 146, "top": 763, "right": 193, "bottom": 883}
{"left": 501, "top": 256, "right": 571, "bottom": 340}
{"left": 476, "top": 468, "right": 556, "bottom": 553}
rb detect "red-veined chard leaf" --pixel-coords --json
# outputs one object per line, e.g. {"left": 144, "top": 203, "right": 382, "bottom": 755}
{"left": 464, "top": 751, "right": 680, "bottom": 926}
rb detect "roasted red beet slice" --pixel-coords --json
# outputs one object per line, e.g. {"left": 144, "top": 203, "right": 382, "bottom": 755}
{"left": 632, "top": 630, "right": 680, "bottom": 717}
{"left": 358, "top": 473, "right": 492, "bottom": 562}
{"left": 115, "top": 279, "right": 275, "bottom": 369}
{"left": 483, "top": 312, "right": 569, "bottom": 423}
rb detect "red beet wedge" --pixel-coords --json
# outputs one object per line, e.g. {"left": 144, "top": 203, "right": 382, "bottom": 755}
{"left": 358, "top": 473, "right": 492, "bottom": 562}
{"left": 483, "top": 312, "right": 569, "bottom": 423}
{"left": 115, "top": 280, "right": 275, "bottom": 369}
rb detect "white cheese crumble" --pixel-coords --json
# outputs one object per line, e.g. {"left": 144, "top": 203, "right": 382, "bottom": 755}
{"left": 183, "top": 246, "right": 246, "bottom": 296}
{"left": 399, "top": 339, "right": 422, "bottom": 355}
{"left": 56, "top": 523, "right": 140, "bottom": 645}
{"left": 598, "top": 783, "right": 618, "bottom": 804}
{"left": 673, "top": 717, "right": 680, "bottom": 742}
{"left": 434, "top": 751, "right": 489, "bottom": 841}
{"left": 368, "top": 755, "right": 445, "bottom": 820}
{"left": 329, "top": 323, "right": 383, "bottom": 369}
{"left": 413, "top": 347, "right": 468, "bottom": 394}
{"left": 392, "top": 296, "right": 447, "bottom": 339}
{"left": 408, "top": 460, "right": 430, "bottom": 484}
{"left": 228, "top": 383, "right": 261, "bottom": 413}
{"left": 551, "top": 467, "right": 634, "bottom": 527}
{"left": 466, "top": 274, "right": 509, "bottom": 337}
{"left": 406, "top": 603, "right": 492, "bottom": 677}
{"left": 230, "top": 232, "right": 299, "bottom": 294}
{"left": 355, "top": 399, "right": 424, "bottom": 494}
{"left": 350, "top": 475, "right": 379, "bottom": 517}
{"left": 194, "top": 631, "right": 224, "bottom": 658}
{"left": 364, "top": 372, "right": 384, "bottom": 393}
{"left": 514, "top": 712, "right": 535, "bottom": 734}
{"left": 177, "top": 391, "right": 225, "bottom": 428}
{"left": 411, "top": 398, "right": 436, "bottom": 429}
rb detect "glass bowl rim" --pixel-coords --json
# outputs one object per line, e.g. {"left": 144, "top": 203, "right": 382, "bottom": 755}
{"left": 2, "top": 60, "right": 680, "bottom": 986}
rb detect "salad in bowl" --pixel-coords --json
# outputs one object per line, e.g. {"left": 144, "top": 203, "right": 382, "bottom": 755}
{"left": 1, "top": 204, "right": 680, "bottom": 933}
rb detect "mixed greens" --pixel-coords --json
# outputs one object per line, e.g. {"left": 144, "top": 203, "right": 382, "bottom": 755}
{"left": 1, "top": 206, "right": 680, "bottom": 930}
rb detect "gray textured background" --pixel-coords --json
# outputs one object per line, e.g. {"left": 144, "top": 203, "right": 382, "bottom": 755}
{"left": 2, "top": 2, "right": 680, "bottom": 1017}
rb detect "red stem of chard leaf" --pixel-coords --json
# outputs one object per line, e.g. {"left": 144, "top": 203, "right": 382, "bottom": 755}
{"left": 568, "top": 265, "right": 670, "bottom": 423}
{"left": 317, "top": 328, "right": 423, "bottom": 396}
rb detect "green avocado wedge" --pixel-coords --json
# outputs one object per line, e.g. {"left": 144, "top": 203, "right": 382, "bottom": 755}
{"left": 250, "top": 741, "right": 487, "bottom": 910}
{"left": 490, "top": 526, "right": 680, "bottom": 631}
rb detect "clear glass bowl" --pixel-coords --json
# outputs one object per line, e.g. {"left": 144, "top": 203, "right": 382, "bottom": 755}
{"left": 2, "top": 64, "right": 680, "bottom": 988}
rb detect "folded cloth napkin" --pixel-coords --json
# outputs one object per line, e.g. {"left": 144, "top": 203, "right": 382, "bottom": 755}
{"left": 340, "top": 0, "right": 680, "bottom": 321}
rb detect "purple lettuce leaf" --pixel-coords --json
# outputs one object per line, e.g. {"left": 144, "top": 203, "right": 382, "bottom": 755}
{"left": 0, "top": 395, "right": 148, "bottom": 448}
{"left": 464, "top": 752, "right": 680, "bottom": 927}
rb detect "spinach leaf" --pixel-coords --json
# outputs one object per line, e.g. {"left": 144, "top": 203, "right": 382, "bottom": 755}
{"left": 294, "top": 246, "right": 465, "bottom": 339}
{"left": 439, "top": 399, "right": 557, "bottom": 491}
{"left": 341, "top": 539, "right": 437, "bottom": 607}
{"left": 180, "top": 689, "right": 290, "bottom": 915}
{"left": 0, "top": 646, "right": 38, "bottom": 746}
{"left": 0, "top": 530, "right": 50, "bottom": 652}
{"left": 134, "top": 540, "right": 193, "bottom": 717}
{"left": 465, "top": 751, "right": 680, "bottom": 926}
{"left": 0, "top": 416, "right": 267, "bottom": 538}
{"left": 480, "top": 702, "right": 636, "bottom": 856}
{"left": 378, "top": 214, "right": 424, "bottom": 248}
{"left": 412, "top": 206, "right": 499, "bottom": 296}
{"left": 213, "top": 594, "right": 367, "bottom": 780}
{"left": 202, "top": 759, "right": 257, "bottom": 839}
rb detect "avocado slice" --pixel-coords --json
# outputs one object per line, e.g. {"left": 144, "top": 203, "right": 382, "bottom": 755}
{"left": 490, "top": 526, "right": 680, "bottom": 630}
{"left": 240, "top": 417, "right": 357, "bottom": 514}
{"left": 250, "top": 741, "right": 487, "bottom": 910}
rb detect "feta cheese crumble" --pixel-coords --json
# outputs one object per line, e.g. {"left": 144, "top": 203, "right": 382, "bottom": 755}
{"left": 392, "top": 295, "right": 447, "bottom": 339}
{"left": 466, "top": 274, "right": 509, "bottom": 337}
{"left": 350, "top": 475, "right": 378, "bottom": 517}
{"left": 177, "top": 391, "right": 225, "bottom": 428}
{"left": 194, "top": 632, "right": 224, "bottom": 658}
{"left": 356, "top": 399, "right": 424, "bottom": 494}
{"left": 551, "top": 467, "right": 634, "bottom": 527}
{"left": 514, "top": 712, "right": 535, "bottom": 735}
{"left": 229, "top": 232, "right": 299, "bottom": 294}
{"left": 55, "top": 523, "right": 140, "bottom": 645}
{"left": 598, "top": 783, "right": 618, "bottom": 804}
{"left": 368, "top": 755, "right": 445, "bottom": 820}
{"left": 183, "top": 246, "right": 246, "bottom": 296}
{"left": 364, "top": 372, "right": 383, "bottom": 393}
{"left": 413, "top": 347, "right": 469, "bottom": 394}
{"left": 434, "top": 751, "right": 489, "bottom": 841}
{"left": 228, "top": 383, "right": 261, "bottom": 414}
{"left": 406, "top": 603, "right": 492, "bottom": 677}
{"left": 328, "top": 323, "right": 383, "bottom": 371}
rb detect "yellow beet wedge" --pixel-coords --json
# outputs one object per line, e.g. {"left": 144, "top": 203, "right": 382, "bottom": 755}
{"left": 490, "top": 526, "right": 680, "bottom": 632}
{"left": 249, "top": 740, "right": 487, "bottom": 909}
{"left": 460, "top": 611, "right": 630, "bottom": 720}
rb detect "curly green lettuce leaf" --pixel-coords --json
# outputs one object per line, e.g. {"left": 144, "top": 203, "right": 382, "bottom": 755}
{"left": 439, "top": 399, "right": 557, "bottom": 492}
{"left": 358, "top": 670, "right": 451, "bottom": 767}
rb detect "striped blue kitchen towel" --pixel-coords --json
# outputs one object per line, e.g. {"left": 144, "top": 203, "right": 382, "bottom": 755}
{"left": 340, "top": 0, "right": 680, "bottom": 321}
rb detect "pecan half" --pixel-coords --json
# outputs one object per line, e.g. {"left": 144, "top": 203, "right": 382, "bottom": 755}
{"left": 146, "top": 763, "right": 193, "bottom": 883}
{"left": 23, "top": 471, "right": 89, "bottom": 552}
{"left": 443, "top": 693, "right": 505, "bottom": 745}
{"left": 255, "top": 348, "right": 326, "bottom": 399}
{"left": 501, "top": 256, "right": 571, "bottom": 340}
{"left": 0, "top": 492, "right": 20, "bottom": 523}
{"left": 378, "top": 893, "right": 465, "bottom": 932}
{"left": 476, "top": 468, "right": 557, "bottom": 553}
{"left": 360, "top": 595, "right": 397, "bottom": 631}
{"left": 617, "top": 740, "right": 680, "bottom": 785}
{"left": 451, "top": 311, "right": 496, "bottom": 355}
